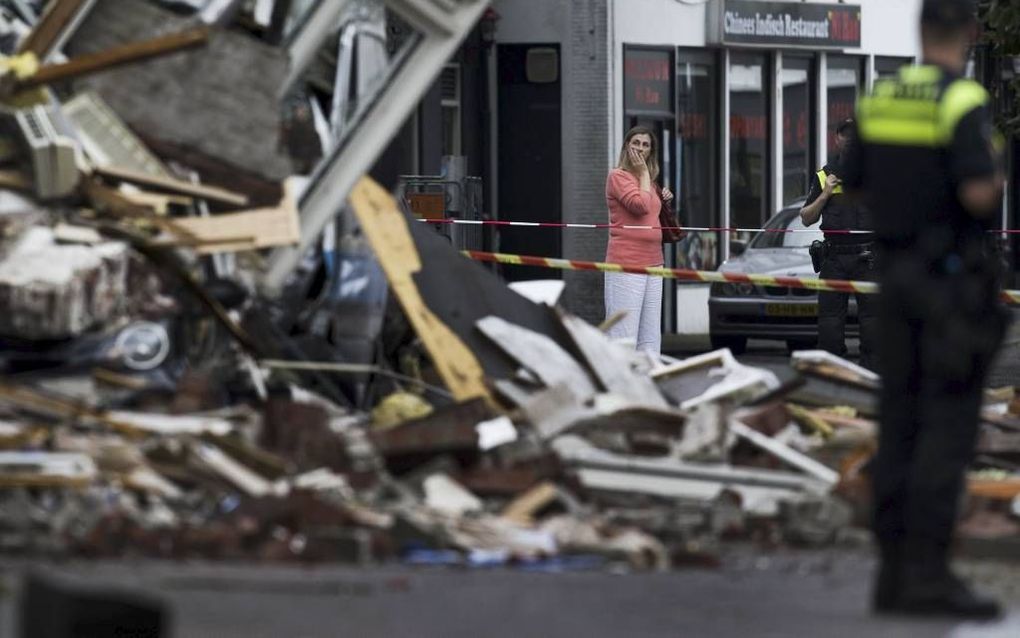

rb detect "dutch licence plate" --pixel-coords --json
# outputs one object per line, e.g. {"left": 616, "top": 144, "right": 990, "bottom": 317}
{"left": 764, "top": 303, "right": 817, "bottom": 317}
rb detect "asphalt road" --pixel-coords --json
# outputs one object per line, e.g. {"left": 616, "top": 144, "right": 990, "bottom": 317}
{"left": 1, "top": 549, "right": 1018, "bottom": 638}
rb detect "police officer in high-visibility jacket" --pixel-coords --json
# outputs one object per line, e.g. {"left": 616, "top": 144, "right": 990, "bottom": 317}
{"left": 842, "top": 0, "right": 1007, "bottom": 619}
{"left": 800, "top": 118, "right": 877, "bottom": 369}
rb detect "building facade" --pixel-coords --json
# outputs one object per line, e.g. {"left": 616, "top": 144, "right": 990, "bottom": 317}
{"left": 491, "top": 0, "right": 923, "bottom": 325}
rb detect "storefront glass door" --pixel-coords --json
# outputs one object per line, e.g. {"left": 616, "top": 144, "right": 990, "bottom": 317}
{"left": 782, "top": 56, "right": 814, "bottom": 205}
{"left": 729, "top": 52, "right": 769, "bottom": 229}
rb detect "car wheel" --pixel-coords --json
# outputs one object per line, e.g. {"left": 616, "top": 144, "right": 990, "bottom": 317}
{"left": 786, "top": 338, "right": 816, "bottom": 353}
{"left": 710, "top": 335, "right": 747, "bottom": 355}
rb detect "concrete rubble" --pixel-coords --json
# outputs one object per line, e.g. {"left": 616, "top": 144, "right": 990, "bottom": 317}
{"left": 0, "top": 1, "right": 1018, "bottom": 587}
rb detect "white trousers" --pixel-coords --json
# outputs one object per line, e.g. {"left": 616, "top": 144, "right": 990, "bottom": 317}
{"left": 604, "top": 271, "right": 662, "bottom": 354}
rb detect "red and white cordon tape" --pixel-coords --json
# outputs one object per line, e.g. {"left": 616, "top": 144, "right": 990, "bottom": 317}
{"left": 426, "top": 217, "right": 1020, "bottom": 236}
{"left": 423, "top": 217, "right": 869, "bottom": 234}
{"left": 461, "top": 250, "right": 1020, "bottom": 306}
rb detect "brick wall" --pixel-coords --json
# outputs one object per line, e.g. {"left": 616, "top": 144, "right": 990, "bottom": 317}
{"left": 559, "top": 0, "right": 611, "bottom": 324}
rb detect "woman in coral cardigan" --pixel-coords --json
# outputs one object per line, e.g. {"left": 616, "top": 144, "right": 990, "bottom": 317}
{"left": 604, "top": 126, "right": 672, "bottom": 354}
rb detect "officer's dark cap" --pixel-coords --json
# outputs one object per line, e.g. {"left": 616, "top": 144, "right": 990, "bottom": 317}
{"left": 921, "top": 0, "right": 977, "bottom": 30}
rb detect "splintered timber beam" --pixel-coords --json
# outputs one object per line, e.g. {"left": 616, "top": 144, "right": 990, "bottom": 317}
{"left": 92, "top": 164, "right": 248, "bottom": 207}
{"left": 348, "top": 177, "right": 491, "bottom": 404}
{"left": 18, "top": 27, "right": 209, "bottom": 89}
{"left": 16, "top": 0, "right": 92, "bottom": 59}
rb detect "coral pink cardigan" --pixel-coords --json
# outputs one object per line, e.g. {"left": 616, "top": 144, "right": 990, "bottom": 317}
{"left": 605, "top": 168, "right": 664, "bottom": 267}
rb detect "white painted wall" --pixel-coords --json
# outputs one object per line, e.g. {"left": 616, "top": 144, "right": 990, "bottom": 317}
{"left": 614, "top": 0, "right": 709, "bottom": 47}
{"left": 858, "top": 0, "right": 921, "bottom": 58}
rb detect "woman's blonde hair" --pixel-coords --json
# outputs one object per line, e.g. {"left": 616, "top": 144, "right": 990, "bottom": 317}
{"left": 617, "top": 126, "right": 660, "bottom": 182}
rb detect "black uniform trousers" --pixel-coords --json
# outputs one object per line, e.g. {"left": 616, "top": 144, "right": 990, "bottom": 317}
{"left": 871, "top": 248, "right": 1007, "bottom": 571}
{"left": 818, "top": 247, "right": 878, "bottom": 369}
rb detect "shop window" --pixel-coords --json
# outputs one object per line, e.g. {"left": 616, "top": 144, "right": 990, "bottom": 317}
{"left": 675, "top": 50, "right": 719, "bottom": 270}
{"left": 782, "top": 56, "right": 814, "bottom": 205}
{"left": 826, "top": 56, "right": 864, "bottom": 159}
{"left": 623, "top": 47, "right": 675, "bottom": 120}
{"left": 623, "top": 47, "right": 675, "bottom": 187}
{"left": 729, "top": 52, "right": 769, "bottom": 230}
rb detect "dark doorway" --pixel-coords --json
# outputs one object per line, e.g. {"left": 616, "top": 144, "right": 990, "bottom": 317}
{"left": 497, "top": 44, "right": 562, "bottom": 281}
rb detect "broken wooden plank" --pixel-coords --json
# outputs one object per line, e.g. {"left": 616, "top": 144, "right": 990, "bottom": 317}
{"left": 16, "top": 0, "right": 91, "bottom": 59}
{"left": 968, "top": 475, "right": 1020, "bottom": 501}
{"left": 453, "top": 465, "right": 554, "bottom": 496}
{"left": 117, "top": 191, "right": 193, "bottom": 213}
{"left": 791, "top": 350, "right": 880, "bottom": 389}
{"left": 477, "top": 316, "right": 597, "bottom": 400}
{"left": 349, "top": 177, "right": 491, "bottom": 404}
{"left": 369, "top": 398, "right": 493, "bottom": 456}
{"left": 652, "top": 349, "right": 780, "bottom": 410}
{"left": 93, "top": 164, "right": 247, "bottom": 207}
{"left": 0, "top": 451, "right": 97, "bottom": 488}
{"left": 53, "top": 222, "right": 103, "bottom": 245}
{"left": 785, "top": 403, "right": 835, "bottom": 439}
{"left": 552, "top": 435, "right": 832, "bottom": 515}
{"left": 83, "top": 179, "right": 201, "bottom": 242}
{"left": 501, "top": 481, "right": 559, "bottom": 525}
{"left": 0, "top": 382, "right": 232, "bottom": 438}
{"left": 168, "top": 179, "right": 299, "bottom": 253}
{"left": 729, "top": 420, "right": 840, "bottom": 486}
{"left": 191, "top": 441, "right": 272, "bottom": 497}
{"left": 18, "top": 27, "right": 210, "bottom": 90}
{"left": 0, "top": 169, "right": 33, "bottom": 192}
{"left": 558, "top": 311, "right": 667, "bottom": 407}
{"left": 105, "top": 412, "right": 233, "bottom": 437}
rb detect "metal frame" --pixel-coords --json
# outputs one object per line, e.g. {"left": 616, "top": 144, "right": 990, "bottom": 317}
{"left": 282, "top": 0, "right": 352, "bottom": 96}
{"left": 264, "top": 0, "right": 490, "bottom": 294}
{"left": 771, "top": 50, "right": 783, "bottom": 217}
{"left": 720, "top": 49, "right": 730, "bottom": 261}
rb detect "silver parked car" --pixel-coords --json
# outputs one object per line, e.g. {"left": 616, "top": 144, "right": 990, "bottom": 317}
{"left": 708, "top": 200, "right": 859, "bottom": 354}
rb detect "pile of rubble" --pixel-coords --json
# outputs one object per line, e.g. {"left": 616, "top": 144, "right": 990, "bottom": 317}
{"left": 0, "top": 0, "right": 1019, "bottom": 573}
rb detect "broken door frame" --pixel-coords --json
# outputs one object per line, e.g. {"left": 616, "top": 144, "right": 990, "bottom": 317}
{"left": 263, "top": 0, "right": 491, "bottom": 294}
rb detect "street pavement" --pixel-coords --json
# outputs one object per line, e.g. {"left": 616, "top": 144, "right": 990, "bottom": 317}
{"left": 1, "top": 548, "right": 1018, "bottom": 638}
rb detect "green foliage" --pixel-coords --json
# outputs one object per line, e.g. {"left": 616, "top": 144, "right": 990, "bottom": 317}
{"left": 981, "top": 0, "right": 1020, "bottom": 133}
{"left": 981, "top": 1, "right": 1020, "bottom": 55}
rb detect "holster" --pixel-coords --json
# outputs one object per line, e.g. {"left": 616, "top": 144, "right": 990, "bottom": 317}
{"left": 809, "top": 240, "right": 826, "bottom": 273}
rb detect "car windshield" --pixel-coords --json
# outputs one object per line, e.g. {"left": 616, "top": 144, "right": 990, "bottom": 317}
{"left": 748, "top": 208, "right": 822, "bottom": 249}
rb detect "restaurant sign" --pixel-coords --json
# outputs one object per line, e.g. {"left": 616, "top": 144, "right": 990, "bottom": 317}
{"left": 710, "top": 1, "right": 861, "bottom": 49}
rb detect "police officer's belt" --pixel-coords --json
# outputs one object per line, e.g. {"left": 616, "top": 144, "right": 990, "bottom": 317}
{"left": 825, "top": 241, "right": 873, "bottom": 254}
